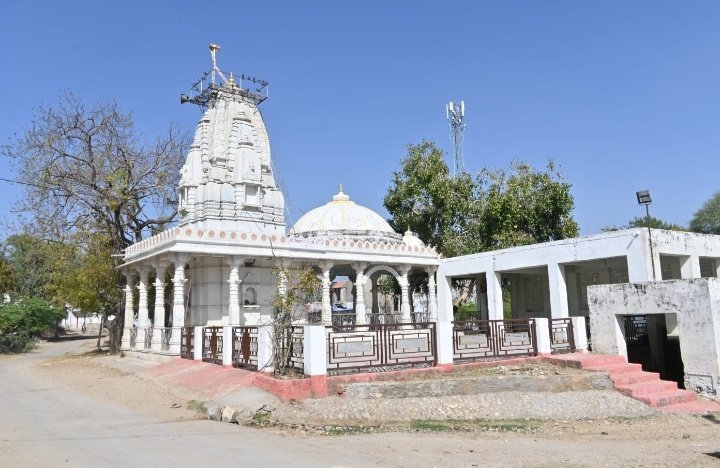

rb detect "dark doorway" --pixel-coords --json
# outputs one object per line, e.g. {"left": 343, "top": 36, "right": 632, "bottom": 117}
{"left": 623, "top": 314, "right": 685, "bottom": 387}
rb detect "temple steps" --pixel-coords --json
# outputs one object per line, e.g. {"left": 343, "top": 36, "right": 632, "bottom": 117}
{"left": 547, "top": 353, "right": 720, "bottom": 413}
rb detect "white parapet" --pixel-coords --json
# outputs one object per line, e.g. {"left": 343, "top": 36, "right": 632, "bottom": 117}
{"left": 534, "top": 317, "right": 552, "bottom": 354}
{"left": 435, "top": 321, "right": 454, "bottom": 365}
{"left": 571, "top": 316, "right": 588, "bottom": 351}
{"left": 303, "top": 325, "right": 328, "bottom": 376}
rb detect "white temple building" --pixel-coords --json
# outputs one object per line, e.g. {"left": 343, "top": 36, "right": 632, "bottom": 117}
{"left": 120, "top": 49, "right": 439, "bottom": 356}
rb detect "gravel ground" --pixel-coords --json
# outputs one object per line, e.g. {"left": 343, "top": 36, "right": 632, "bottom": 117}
{"left": 273, "top": 389, "right": 655, "bottom": 424}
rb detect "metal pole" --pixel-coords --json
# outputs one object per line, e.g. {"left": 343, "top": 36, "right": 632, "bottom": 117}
{"left": 645, "top": 204, "right": 657, "bottom": 280}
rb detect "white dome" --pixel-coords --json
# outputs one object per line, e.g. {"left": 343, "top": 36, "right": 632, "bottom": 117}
{"left": 290, "top": 187, "right": 399, "bottom": 241}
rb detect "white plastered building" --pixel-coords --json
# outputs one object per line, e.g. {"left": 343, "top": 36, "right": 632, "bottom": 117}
{"left": 437, "top": 228, "right": 720, "bottom": 323}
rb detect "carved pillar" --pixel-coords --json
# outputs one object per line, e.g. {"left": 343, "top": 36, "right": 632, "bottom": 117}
{"left": 121, "top": 271, "right": 135, "bottom": 349}
{"left": 136, "top": 267, "right": 150, "bottom": 348}
{"left": 320, "top": 262, "right": 333, "bottom": 325}
{"left": 228, "top": 256, "right": 242, "bottom": 325}
{"left": 354, "top": 263, "right": 367, "bottom": 325}
{"left": 152, "top": 261, "right": 168, "bottom": 351}
{"left": 278, "top": 269, "right": 288, "bottom": 297}
{"left": 371, "top": 275, "right": 379, "bottom": 315}
{"left": 427, "top": 267, "right": 438, "bottom": 322}
{"left": 169, "top": 256, "right": 188, "bottom": 354}
{"left": 399, "top": 267, "right": 411, "bottom": 323}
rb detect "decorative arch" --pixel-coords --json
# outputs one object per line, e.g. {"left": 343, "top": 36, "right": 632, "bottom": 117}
{"left": 363, "top": 265, "right": 402, "bottom": 281}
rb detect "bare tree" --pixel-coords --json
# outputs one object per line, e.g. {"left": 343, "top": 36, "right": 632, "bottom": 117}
{"left": 2, "top": 92, "right": 188, "bottom": 351}
{"left": 4, "top": 92, "right": 187, "bottom": 249}
{"left": 271, "top": 267, "right": 320, "bottom": 376}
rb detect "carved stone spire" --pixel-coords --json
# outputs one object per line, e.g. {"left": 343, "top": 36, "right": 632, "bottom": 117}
{"left": 177, "top": 79, "right": 285, "bottom": 234}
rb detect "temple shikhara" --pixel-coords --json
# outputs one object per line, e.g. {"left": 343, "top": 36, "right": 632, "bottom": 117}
{"left": 121, "top": 45, "right": 720, "bottom": 409}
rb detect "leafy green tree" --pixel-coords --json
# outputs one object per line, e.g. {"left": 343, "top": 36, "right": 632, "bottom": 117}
{"left": 384, "top": 141, "right": 579, "bottom": 256}
{"left": 3, "top": 234, "right": 71, "bottom": 300}
{"left": 52, "top": 233, "right": 122, "bottom": 349}
{"left": 472, "top": 161, "right": 579, "bottom": 251}
{"left": 383, "top": 141, "right": 477, "bottom": 257}
{"left": 384, "top": 141, "right": 579, "bottom": 308}
{"left": 0, "top": 254, "right": 15, "bottom": 295}
{"left": 0, "top": 298, "right": 65, "bottom": 353}
{"left": 626, "top": 216, "right": 685, "bottom": 231}
{"left": 690, "top": 191, "right": 720, "bottom": 234}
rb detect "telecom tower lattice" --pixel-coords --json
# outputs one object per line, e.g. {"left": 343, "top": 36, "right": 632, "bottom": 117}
{"left": 446, "top": 101, "right": 466, "bottom": 177}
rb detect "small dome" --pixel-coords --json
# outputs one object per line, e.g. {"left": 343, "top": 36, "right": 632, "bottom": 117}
{"left": 402, "top": 230, "right": 425, "bottom": 248}
{"left": 290, "top": 186, "right": 400, "bottom": 242}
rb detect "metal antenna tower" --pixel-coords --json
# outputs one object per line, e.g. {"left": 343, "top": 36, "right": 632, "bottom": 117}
{"left": 446, "top": 100, "right": 466, "bottom": 177}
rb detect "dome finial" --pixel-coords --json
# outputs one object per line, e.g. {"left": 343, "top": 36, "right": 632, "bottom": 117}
{"left": 332, "top": 184, "right": 350, "bottom": 202}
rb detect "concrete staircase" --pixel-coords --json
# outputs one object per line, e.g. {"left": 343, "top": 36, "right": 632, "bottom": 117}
{"left": 545, "top": 353, "right": 720, "bottom": 414}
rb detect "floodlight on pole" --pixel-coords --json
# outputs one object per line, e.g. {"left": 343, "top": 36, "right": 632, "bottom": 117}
{"left": 636, "top": 190, "right": 656, "bottom": 280}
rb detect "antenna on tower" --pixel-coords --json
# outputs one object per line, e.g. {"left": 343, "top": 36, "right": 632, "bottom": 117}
{"left": 446, "top": 100, "right": 466, "bottom": 177}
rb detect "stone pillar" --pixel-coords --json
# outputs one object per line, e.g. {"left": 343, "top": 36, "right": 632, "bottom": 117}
{"left": 136, "top": 267, "right": 150, "bottom": 349}
{"left": 399, "top": 267, "right": 411, "bottom": 323}
{"left": 547, "top": 263, "right": 569, "bottom": 318}
{"left": 534, "top": 317, "right": 552, "bottom": 354}
{"left": 486, "top": 270, "right": 504, "bottom": 321}
{"left": 320, "top": 262, "right": 333, "bottom": 325}
{"left": 681, "top": 255, "right": 702, "bottom": 279}
{"left": 627, "top": 229, "right": 655, "bottom": 282}
{"left": 435, "top": 321, "right": 454, "bottom": 366}
{"left": 570, "top": 316, "right": 588, "bottom": 351}
{"left": 151, "top": 262, "right": 168, "bottom": 351}
{"left": 121, "top": 272, "right": 135, "bottom": 349}
{"left": 222, "top": 325, "right": 233, "bottom": 366}
{"left": 354, "top": 263, "right": 367, "bottom": 325}
{"left": 427, "top": 267, "right": 438, "bottom": 322}
{"left": 303, "top": 325, "right": 328, "bottom": 376}
{"left": 435, "top": 269, "right": 453, "bottom": 322}
{"left": 227, "top": 257, "right": 242, "bottom": 325}
{"left": 169, "top": 256, "right": 188, "bottom": 354}
{"left": 193, "top": 325, "right": 203, "bottom": 361}
{"left": 257, "top": 324, "right": 274, "bottom": 372}
{"left": 371, "top": 275, "right": 379, "bottom": 315}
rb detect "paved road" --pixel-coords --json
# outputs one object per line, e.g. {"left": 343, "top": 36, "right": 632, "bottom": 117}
{"left": 0, "top": 339, "right": 387, "bottom": 468}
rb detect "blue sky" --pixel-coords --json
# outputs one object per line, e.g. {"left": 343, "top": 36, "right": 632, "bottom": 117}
{"left": 1, "top": 1, "right": 719, "bottom": 237}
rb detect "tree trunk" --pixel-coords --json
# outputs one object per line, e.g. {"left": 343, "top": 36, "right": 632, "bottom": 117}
{"left": 95, "top": 315, "right": 104, "bottom": 350}
{"left": 452, "top": 279, "right": 476, "bottom": 308}
{"left": 108, "top": 296, "right": 125, "bottom": 354}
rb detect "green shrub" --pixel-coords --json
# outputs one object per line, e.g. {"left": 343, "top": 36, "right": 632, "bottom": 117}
{"left": 0, "top": 298, "right": 65, "bottom": 353}
{"left": 454, "top": 302, "right": 478, "bottom": 321}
